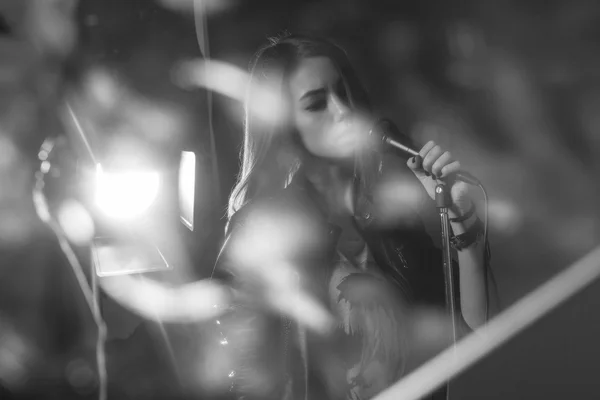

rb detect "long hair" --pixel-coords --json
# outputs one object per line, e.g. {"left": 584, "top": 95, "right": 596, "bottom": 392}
{"left": 227, "top": 33, "right": 372, "bottom": 221}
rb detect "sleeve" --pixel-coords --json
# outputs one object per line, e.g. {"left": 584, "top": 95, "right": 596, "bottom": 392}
{"left": 372, "top": 142, "right": 475, "bottom": 338}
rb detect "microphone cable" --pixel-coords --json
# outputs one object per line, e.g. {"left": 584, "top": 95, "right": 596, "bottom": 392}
{"left": 370, "top": 118, "right": 498, "bottom": 320}
{"left": 478, "top": 182, "right": 499, "bottom": 322}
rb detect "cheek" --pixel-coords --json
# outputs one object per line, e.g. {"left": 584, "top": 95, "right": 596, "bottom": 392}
{"left": 295, "top": 115, "right": 329, "bottom": 155}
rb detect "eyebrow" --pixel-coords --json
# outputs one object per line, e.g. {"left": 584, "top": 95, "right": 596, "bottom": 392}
{"left": 299, "top": 87, "right": 327, "bottom": 101}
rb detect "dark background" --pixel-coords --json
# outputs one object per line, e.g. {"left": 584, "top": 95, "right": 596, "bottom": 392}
{"left": 1, "top": 0, "right": 600, "bottom": 398}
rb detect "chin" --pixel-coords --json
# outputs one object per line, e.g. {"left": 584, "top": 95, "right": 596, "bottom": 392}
{"left": 329, "top": 140, "right": 358, "bottom": 159}
{"left": 322, "top": 152, "right": 356, "bottom": 169}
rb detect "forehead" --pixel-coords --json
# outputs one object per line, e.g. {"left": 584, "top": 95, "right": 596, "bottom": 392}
{"left": 288, "top": 56, "right": 340, "bottom": 98}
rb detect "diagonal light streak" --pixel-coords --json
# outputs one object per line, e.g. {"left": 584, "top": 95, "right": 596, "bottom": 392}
{"left": 373, "top": 245, "right": 600, "bottom": 400}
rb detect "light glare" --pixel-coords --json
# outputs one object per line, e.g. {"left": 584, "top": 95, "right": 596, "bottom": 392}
{"left": 57, "top": 200, "right": 95, "bottom": 245}
{"left": 100, "top": 276, "right": 230, "bottom": 323}
{"left": 179, "top": 151, "right": 195, "bottom": 231}
{"left": 95, "top": 165, "right": 160, "bottom": 219}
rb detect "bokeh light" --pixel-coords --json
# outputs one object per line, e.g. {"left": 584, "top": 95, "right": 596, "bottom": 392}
{"left": 100, "top": 275, "right": 231, "bottom": 323}
{"left": 57, "top": 199, "right": 95, "bottom": 245}
{"left": 372, "top": 174, "right": 428, "bottom": 227}
{"left": 175, "top": 59, "right": 246, "bottom": 99}
{"left": 227, "top": 206, "right": 334, "bottom": 333}
{"left": 174, "top": 58, "right": 286, "bottom": 124}
{"left": 487, "top": 198, "right": 522, "bottom": 235}
{"left": 65, "top": 358, "right": 96, "bottom": 394}
{"left": 71, "top": 67, "right": 190, "bottom": 153}
{"left": 83, "top": 68, "right": 122, "bottom": 111}
{"left": 0, "top": 319, "right": 34, "bottom": 391}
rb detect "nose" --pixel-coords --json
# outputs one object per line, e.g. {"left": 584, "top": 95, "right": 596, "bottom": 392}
{"left": 330, "top": 93, "right": 351, "bottom": 123}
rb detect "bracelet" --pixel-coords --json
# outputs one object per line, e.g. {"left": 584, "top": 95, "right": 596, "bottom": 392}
{"left": 449, "top": 202, "right": 476, "bottom": 223}
{"left": 450, "top": 217, "right": 484, "bottom": 251}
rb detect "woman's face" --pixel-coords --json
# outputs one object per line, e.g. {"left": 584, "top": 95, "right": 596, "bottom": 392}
{"left": 287, "top": 56, "right": 364, "bottom": 160}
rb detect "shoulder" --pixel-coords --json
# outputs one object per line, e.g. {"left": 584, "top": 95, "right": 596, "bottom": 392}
{"left": 227, "top": 184, "right": 324, "bottom": 236}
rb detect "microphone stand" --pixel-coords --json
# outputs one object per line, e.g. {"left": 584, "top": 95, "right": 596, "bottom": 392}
{"left": 368, "top": 118, "right": 478, "bottom": 399}
{"left": 435, "top": 182, "right": 457, "bottom": 400}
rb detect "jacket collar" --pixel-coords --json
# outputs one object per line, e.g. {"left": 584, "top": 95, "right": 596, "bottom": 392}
{"left": 287, "top": 166, "right": 377, "bottom": 231}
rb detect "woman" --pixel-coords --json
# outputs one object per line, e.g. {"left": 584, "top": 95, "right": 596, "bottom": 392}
{"left": 211, "top": 32, "right": 489, "bottom": 400}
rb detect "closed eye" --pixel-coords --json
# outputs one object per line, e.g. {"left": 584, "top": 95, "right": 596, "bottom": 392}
{"left": 301, "top": 79, "right": 348, "bottom": 112}
{"left": 305, "top": 98, "right": 327, "bottom": 112}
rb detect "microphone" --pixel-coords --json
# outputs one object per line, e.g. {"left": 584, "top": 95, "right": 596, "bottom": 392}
{"left": 368, "top": 118, "right": 481, "bottom": 186}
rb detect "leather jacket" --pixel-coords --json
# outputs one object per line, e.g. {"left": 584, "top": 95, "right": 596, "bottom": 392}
{"left": 209, "top": 162, "right": 470, "bottom": 400}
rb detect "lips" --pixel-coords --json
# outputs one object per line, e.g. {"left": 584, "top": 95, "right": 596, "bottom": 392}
{"left": 328, "top": 126, "right": 359, "bottom": 155}
{"left": 331, "top": 117, "right": 372, "bottom": 151}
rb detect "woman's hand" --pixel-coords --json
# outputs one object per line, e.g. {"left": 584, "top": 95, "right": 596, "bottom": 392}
{"left": 407, "top": 142, "right": 488, "bottom": 328}
{"left": 406, "top": 140, "right": 472, "bottom": 216}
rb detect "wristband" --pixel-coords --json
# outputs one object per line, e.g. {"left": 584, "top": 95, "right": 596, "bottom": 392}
{"left": 450, "top": 217, "right": 484, "bottom": 251}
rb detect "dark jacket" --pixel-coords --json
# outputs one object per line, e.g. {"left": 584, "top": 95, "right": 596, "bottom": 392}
{"left": 210, "top": 162, "right": 470, "bottom": 400}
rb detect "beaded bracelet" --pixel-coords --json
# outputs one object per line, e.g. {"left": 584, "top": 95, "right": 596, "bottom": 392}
{"left": 450, "top": 217, "right": 484, "bottom": 251}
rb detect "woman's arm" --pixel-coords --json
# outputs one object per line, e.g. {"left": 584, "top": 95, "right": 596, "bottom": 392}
{"left": 403, "top": 140, "right": 490, "bottom": 330}
{"left": 449, "top": 209, "right": 488, "bottom": 329}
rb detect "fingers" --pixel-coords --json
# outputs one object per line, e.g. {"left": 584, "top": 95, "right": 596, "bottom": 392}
{"left": 440, "top": 160, "right": 461, "bottom": 178}
{"left": 418, "top": 141, "right": 436, "bottom": 158}
{"left": 422, "top": 145, "right": 442, "bottom": 174}
{"left": 430, "top": 151, "right": 451, "bottom": 177}
{"left": 418, "top": 141, "right": 461, "bottom": 179}
{"left": 407, "top": 155, "right": 432, "bottom": 178}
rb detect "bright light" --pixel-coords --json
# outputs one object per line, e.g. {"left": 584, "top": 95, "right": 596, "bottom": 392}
{"left": 95, "top": 165, "right": 160, "bottom": 219}
{"left": 57, "top": 199, "right": 95, "bottom": 245}
{"left": 179, "top": 151, "right": 195, "bottom": 231}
